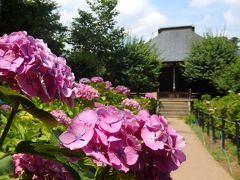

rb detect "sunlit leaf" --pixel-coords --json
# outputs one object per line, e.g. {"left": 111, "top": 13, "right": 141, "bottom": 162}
{"left": 0, "top": 155, "right": 13, "bottom": 176}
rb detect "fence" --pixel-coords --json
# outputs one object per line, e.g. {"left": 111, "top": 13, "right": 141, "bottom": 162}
{"left": 194, "top": 108, "right": 240, "bottom": 165}
{"left": 158, "top": 91, "right": 200, "bottom": 99}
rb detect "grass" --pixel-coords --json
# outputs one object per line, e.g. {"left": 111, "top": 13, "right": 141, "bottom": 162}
{"left": 186, "top": 114, "right": 240, "bottom": 180}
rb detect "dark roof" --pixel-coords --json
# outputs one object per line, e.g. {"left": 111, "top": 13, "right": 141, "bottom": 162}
{"left": 151, "top": 25, "right": 202, "bottom": 62}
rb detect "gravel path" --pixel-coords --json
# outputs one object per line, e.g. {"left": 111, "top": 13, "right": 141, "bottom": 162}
{"left": 168, "top": 118, "right": 234, "bottom": 180}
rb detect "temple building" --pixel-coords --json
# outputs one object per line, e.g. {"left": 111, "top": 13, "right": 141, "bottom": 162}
{"left": 151, "top": 25, "right": 210, "bottom": 98}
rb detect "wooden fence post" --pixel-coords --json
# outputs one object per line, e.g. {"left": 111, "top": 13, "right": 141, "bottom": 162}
{"left": 207, "top": 113, "right": 210, "bottom": 136}
{"left": 221, "top": 117, "right": 225, "bottom": 149}
{"left": 202, "top": 111, "right": 205, "bottom": 132}
{"left": 235, "top": 119, "right": 240, "bottom": 165}
{"left": 196, "top": 109, "right": 200, "bottom": 126}
{"left": 210, "top": 115, "right": 216, "bottom": 143}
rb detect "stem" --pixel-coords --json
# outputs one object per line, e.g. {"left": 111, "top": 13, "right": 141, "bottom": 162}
{"left": 97, "top": 165, "right": 111, "bottom": 180}
{"left": 0, "top": 152, "right": 14, "bottom": 160}
{"left": 0, "top": 102, "right": 19, "bottom": 150}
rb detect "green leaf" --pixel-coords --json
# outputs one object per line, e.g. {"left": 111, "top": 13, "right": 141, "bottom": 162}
{"left": 54, "top": 154, "right": 94, "bottom": 180}
{"left": 50, "top": 130, "right": 61, "bottom": 145}
{"left": 101, "top": 96, "right": 106, "bottom": 101}
{"left": 15, "top": 141, "right": 85, "bottom": 159}
{"left": 0, "top": 155, "right": 13, "bottom": 176}
{"left": 0, "top": 86, "right": 57, "bottom": 127}
{"left": 0, "top": 175, "right": 15, "bottom": 180}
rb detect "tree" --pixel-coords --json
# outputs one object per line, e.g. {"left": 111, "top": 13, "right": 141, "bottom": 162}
{"left": 68, "top": 0, "right": 162, "bottom": 92}
{"left": 0, "top": 0, "right": 66, "bottom": 55}
{"left": 183, "top": 34, "right": 238, "bottom": 84}
{"left": 67, "top": 50, "right": 106, "bottom": 79}
{"left": 107, "top": 38, "right": 162, "bottom": 92}
{"left": 212, "top": 58, "right": 240, "bottom": 92}
{"left": 68, "top": 0, "right": 125, "bottom": 78}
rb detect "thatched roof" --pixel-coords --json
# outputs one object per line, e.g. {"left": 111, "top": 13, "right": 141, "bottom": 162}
{"left": 151, "top": 25, "right": 202, "bottom": 62}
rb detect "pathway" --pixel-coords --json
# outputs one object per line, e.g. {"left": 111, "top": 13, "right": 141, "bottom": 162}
{"left": 168, "top": 118, "right": 234, "bottom": 180}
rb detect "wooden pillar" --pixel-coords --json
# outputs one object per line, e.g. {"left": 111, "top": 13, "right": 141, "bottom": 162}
{"left": 173, "top": 66, "right": 176, "bottom": 91}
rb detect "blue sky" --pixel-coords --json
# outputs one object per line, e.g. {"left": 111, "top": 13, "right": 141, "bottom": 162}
{"left": 55, "top": 0, "right": 240, "bottom": 40}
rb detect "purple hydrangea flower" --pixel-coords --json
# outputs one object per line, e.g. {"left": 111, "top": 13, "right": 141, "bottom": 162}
{"left": 122, "top": 98, "right": 140, "bottom": 109}
{"left": 91, "top": 76, "right": 104, "bottom": 83}
{"left": 144, "top": 92, "right": 157, "bottom": 100}
{"left": 12, "top": 153, "right": 73, "bottom": 180}
{"left": 115, "top": 85, "right": 130, "bottom": 95}
{"left": 79, "top": 77, "right": 91, "bottom": 84}
{"left": 104, "top": 81, "right": 113, "bottom": 90}
{"left": 0, "top": 104, "right": 11, "bottom": 111}
{"left": 73, "top": 82, "right": 99, "bottom": 100}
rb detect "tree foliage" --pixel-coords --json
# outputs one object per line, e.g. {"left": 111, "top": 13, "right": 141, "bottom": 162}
{"left": 107, "top": 38, "right": 162, "bottom": 92}
{"left": 213, "top": 58, "right": 240, "bottom": 92}
{"left": 67, "top": 50, "right": 106, "bottom": 78}
{"left": 0, "top": 0, "right": 66, "bottom": 55}
{"left": 68, "top": 0, "right": 162, "bottom": 92}
{"left": 69, "top": 0, "right": 125, "bottom": 67}
{"left": 183, "top": 34, "right": 238, "bottom": 83}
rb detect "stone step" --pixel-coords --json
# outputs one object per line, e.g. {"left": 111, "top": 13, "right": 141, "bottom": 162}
{"left": 161, "top": 104, "right": 189, "bottom": 108}
{"left": 160, "top": 98, "right": 192, "bottom": 102}
{"left": 158, "top": 98, "right": 191, "bottom": 118}
{"left": 161, "top": 101, "right": 188, "bottom": 105}
{"left": 161, "top": 101, "right": 189, "bottom": 104}
{"left": 160, "top": 112, "right": 188, "bottom": 118}
{"left": 160, "top": 109, "right": 189, "bottom": 112}
{"left": 160, "top": 105, "right": 189, "bottom": 110}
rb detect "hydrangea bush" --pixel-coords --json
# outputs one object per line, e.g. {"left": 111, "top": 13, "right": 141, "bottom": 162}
{"left": 0, "top": 32, "right": 185, "bottom": 180}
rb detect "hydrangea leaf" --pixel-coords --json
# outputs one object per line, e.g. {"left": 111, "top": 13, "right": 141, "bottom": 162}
{"left": 0, "top": 86, "right": 57, "bottom": 127}
{"left": 0, "top": 155, "right": 13, "bottom": 176}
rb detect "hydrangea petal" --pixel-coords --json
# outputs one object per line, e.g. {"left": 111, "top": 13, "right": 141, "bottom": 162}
{"left": 124, "top": 146, "right": 138, "bottom": 165}
{"left": 59, "top": 132, "right": 76, "bottom": 145}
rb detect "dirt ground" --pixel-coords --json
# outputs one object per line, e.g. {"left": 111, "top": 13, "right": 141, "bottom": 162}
{"left": 168, "top": 118, "right": 234, "bottom": 180}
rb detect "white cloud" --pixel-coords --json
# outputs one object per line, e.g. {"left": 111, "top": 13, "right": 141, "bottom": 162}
{"left": 56, "top": 0, "right": 167, "bottom": 39}
{"left": 116, "top": 0, "right": 148, "bottom": 15}
{"left": 189, "top": 0, "right": 224, "bottom": 8}
{"left": 55, "top": 0, "right": 88, "bottom": 26}
{"left": 116, "top": 0, "right": 167, "bottom": 39}
{"left": 224, "top": 0, "right": 240, "bottom": 26}
{"left": 132, "top": 10, "right": 167, "bottom": 38}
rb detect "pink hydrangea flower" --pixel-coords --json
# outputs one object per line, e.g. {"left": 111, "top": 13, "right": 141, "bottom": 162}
{"left": 141, "top": 115, "right": 168, "bottom": 150}
{"left": 0, "top": 31, "right": 75, "bottom": 103}
{"left": 144, "top": 92, "right": 157, "bottom": 100}
{"left": 122, "top": 98, "right": 140, "bottom": 109}
{"left": 107, "top": 136, "right": 139, "bottom": 172}
{"left": 60, "top": 105, "right": 141, "bottom": 172}
{"left": 121, "top": 109, "right": 141, "bottom": 135}
{"left": 60, "top": 110, "right": 97, "bottom": 150}
{"left": 134, "top": 110, "right": 186, "bottom": 175}
{"left": 59, "top": 105, "right": 186, "bottom": 175}
{"left": 50, "top": 109, "right": 71, "bottom": 125}
{"left": 96, "top": 106, "right": 123, "bottom": 133}
{"left": 115, "top": 85, "right": 130, "bottom": 95}
{"left": 82, "top": 131, "right": 110, "bottom": 166}
{"left": 12, "top": 153, "right": 73, "bottom": 180}
{"left": 91, "top": 76, "right": 104, "bottom": 83}
{"left": 73, "top": 82, "right": 99, "bottom": 100}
